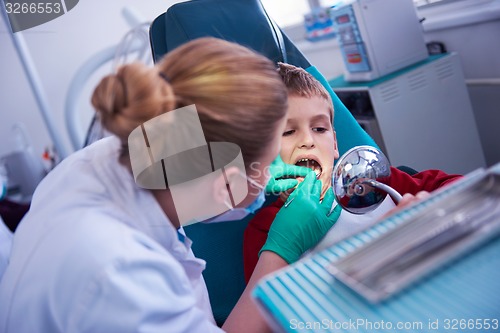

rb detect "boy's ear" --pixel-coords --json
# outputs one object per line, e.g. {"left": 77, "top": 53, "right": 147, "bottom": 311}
{"left": 333, "top": 130, "right": 340, "bottom": 159}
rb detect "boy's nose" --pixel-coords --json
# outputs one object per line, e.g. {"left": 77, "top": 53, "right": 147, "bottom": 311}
{"left": 298, "top": 132, "right": 315, "bottom": 149}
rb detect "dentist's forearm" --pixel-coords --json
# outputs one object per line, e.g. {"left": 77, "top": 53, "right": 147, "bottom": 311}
{"left": 222, "top": 251, "right": 287, "bottom": 333}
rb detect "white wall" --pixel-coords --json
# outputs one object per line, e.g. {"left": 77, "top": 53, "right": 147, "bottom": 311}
{"left": 0, "top": 0, "right": 176, "bottom": 160}
{"left": 420, "top": 0, "right": 500, "bottom": 167}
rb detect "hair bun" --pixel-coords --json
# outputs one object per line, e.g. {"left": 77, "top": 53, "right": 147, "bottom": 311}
{"left": 91, "top": 62, "right": 176, "bottom": 142}
{"left": 91, "top": 74, "right": 128, "bottom": 117}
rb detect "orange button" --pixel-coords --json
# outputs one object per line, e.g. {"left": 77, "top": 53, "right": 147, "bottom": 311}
{"left": 347, "top": 54, "right": 362, "bottom": 63}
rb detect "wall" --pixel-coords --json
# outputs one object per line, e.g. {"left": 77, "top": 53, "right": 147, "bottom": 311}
{"left": 283, "top": 23, "right": 345, "bottom": 80}
{"left": 0, "top": 0, "right": 176, "bottom": 161}
{"left": 420, "top": 0, "right": 500, "bottom": 167}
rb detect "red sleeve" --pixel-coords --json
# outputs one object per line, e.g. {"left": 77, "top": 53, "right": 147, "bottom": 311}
{"left": 243, "top": 199, "right": 283, "bottom": 284}
{"left": 387, "top": 167, "right": 463, "bottom": 196}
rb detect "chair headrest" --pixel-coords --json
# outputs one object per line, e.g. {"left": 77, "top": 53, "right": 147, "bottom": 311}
{"left": 150, "top": 0, "right": 310, "bottom": 68}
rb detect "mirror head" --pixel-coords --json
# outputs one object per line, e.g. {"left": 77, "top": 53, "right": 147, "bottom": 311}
{"left": 332, "top": 146, "right": 394, "bottom": 214}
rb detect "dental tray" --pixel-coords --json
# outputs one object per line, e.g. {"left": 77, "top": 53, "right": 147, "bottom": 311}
{"left": 327, "top": 165, "right": 500, "bottom": 304}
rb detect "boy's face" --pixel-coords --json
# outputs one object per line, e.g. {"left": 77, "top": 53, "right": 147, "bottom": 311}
{"left": 280, "top": 95, "right": 339, "bottom": 197}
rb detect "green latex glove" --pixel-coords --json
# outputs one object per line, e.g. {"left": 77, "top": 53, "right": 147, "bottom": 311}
{"left": 260, "top": 172, "right": 342, "bottom": 264}
{"left": 265, "top": 155, "right": 311, "bottom": 194}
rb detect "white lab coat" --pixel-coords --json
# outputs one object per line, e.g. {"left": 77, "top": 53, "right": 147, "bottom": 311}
{"left": 0, "top": 216, "right": 13, "bottom": 280}
{"left": 0, "top": 137, "right": 223, "bottom": 333}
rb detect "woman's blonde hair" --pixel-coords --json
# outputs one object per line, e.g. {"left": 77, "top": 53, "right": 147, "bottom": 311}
{"left": 91, "top": 37, "right": 287, "bottom": 167}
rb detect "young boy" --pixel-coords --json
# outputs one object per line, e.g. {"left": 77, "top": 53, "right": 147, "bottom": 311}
{"left": 242, "top": 63, "right": 462, "bottom": 283}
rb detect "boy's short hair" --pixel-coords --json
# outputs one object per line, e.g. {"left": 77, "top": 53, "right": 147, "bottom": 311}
{"left": 277, "top": 62, "right": 333, "bottom": 120}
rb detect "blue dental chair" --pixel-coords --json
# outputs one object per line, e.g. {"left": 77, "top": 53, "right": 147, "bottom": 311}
{"left": 149, "top": 0, "right": 377, "bottom": 326}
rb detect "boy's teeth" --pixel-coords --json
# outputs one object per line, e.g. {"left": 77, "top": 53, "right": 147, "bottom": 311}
{"left": 297, "top": 158, "right": 316, "bottom": 164}
{"left": 295, "top": 158, "right": 322, "bottom": 179}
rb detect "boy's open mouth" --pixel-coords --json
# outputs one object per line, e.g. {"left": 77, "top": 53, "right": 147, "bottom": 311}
{"left": 295, "top": 158, "right": 322, "bottom": 179}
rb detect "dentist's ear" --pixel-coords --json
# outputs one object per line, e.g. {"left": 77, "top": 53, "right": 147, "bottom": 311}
{"left": 211, "top": 166, "right": 245, "bottom": 208}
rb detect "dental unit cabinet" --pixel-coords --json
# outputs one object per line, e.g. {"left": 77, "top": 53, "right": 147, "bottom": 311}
{"left": 331, "top": 0, "right": 428, "bottom": 82}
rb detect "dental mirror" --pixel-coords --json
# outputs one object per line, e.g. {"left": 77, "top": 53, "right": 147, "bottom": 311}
{"left": 332, "top": 146, "right": 402, "bottom": 214}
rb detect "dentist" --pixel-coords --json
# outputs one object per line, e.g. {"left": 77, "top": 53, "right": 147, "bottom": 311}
{"left": 0, "top": 38, "right": 339, "bottom": 333}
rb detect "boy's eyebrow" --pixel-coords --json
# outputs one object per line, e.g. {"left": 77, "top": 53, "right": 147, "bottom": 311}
{"left": 310, "top": 114, "right": 331, "bottom": 122}
{"left": 286, "top": 113, "right": 331, "bottom": 125}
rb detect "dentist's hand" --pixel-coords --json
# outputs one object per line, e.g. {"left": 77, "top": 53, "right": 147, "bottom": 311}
{"left": 380, "top": 191, "right": 431, "bottom": 220}
{"left": 260, "top": 172, "right": 342, "bottom": 264}
{"left": 265, "top": 155, "right": 311, "bottom": 194}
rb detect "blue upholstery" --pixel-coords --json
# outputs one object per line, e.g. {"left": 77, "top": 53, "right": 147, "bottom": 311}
{"left": 149, "top": 0, "right": 310, "bottom": 68}
{"left": 149, "top": 0, "right": 376, "bottom": 326}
